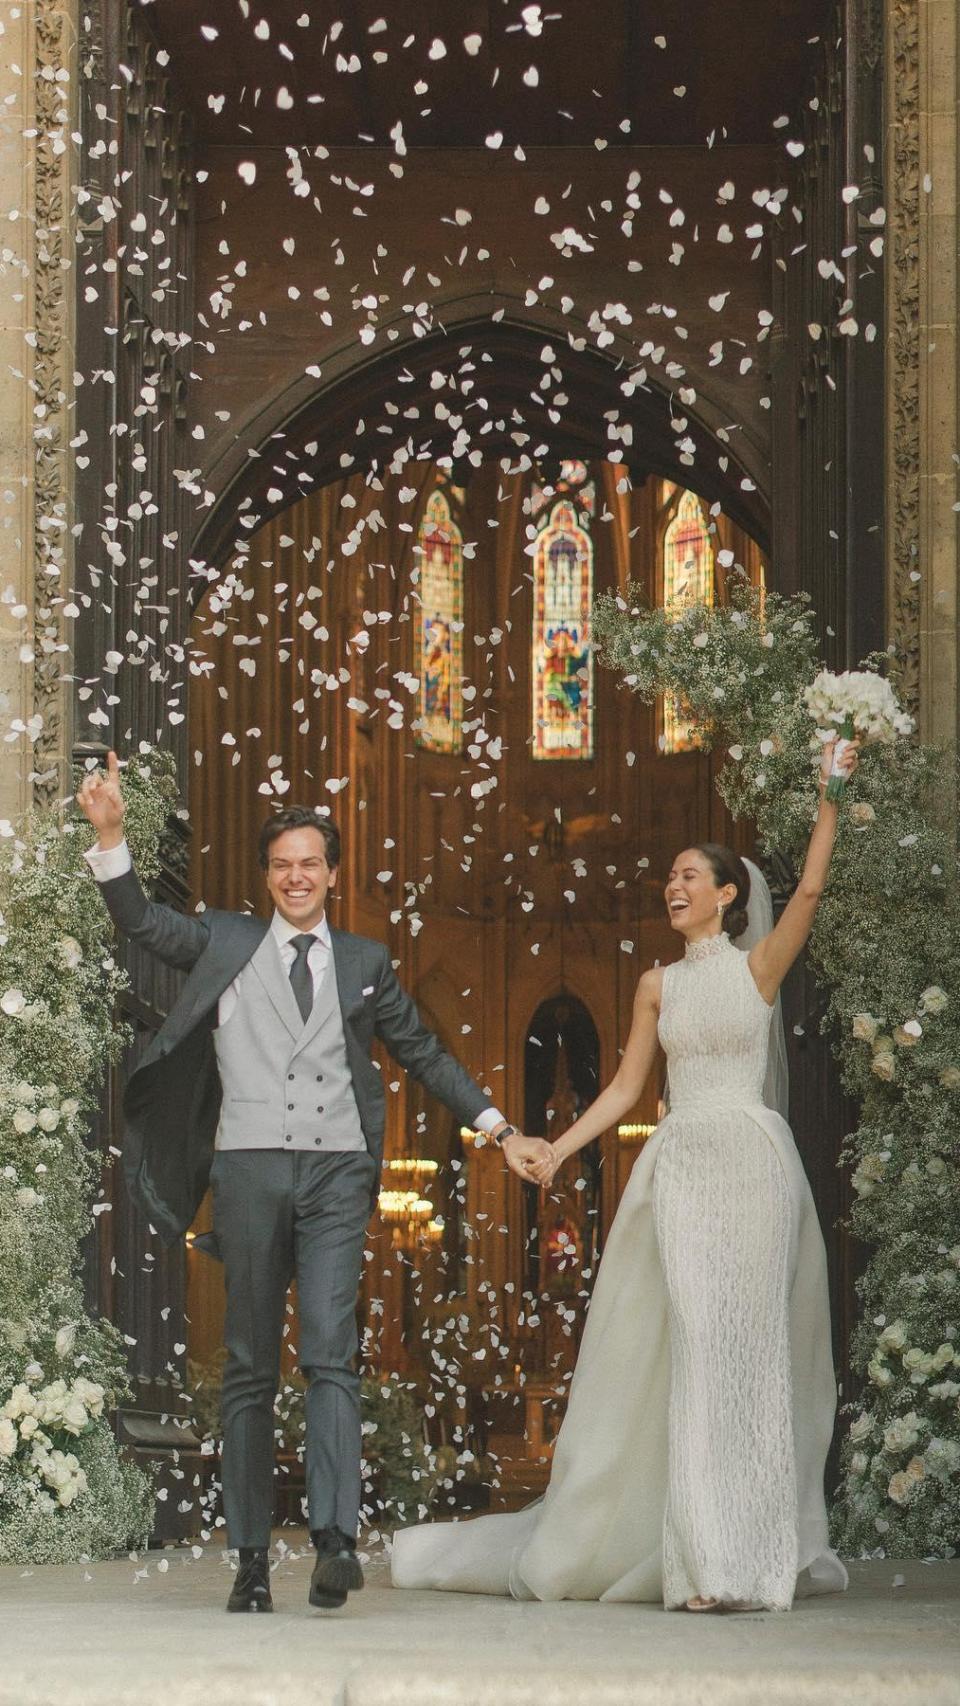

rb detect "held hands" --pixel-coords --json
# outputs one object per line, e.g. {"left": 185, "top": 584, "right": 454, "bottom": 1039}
{"left": 75, "top": 750, "right": 126, "bottom": 847}
{"left": 501, "top": 1131, "right": 559, "bottom": 1190}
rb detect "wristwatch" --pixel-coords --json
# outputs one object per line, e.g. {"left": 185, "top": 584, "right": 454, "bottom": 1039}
{"left": 493, "top": 1123, "right": 519, "bottom": 1147}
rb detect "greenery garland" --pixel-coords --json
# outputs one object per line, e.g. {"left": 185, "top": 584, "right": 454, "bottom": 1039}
{"left": 594, "top": 578, "right": 960, "bottom": 1557}
{"left": 0, "top": 753, "right": 177, "bottom": 1562}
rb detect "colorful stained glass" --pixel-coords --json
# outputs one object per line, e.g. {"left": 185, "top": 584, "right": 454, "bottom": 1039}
{"left": 661, "top": 486, "right": 715, "bottom": 754}
{"left": 532, "top": 498, "right": 594, "bottom": 761}
{"left": 417, "top": 489, "right": 463, "bottom": 753}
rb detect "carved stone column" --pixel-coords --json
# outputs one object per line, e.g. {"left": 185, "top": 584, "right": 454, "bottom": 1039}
{"left": 0, "top": 0, "right": 78, "bottom": 818}
{"left": 887, "top": 0, "right": 960, "bottom": 743}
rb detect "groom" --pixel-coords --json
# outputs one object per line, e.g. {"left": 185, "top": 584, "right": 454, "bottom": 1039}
{"left": 78, "top": 753, "right": 550, "bottom": 1613}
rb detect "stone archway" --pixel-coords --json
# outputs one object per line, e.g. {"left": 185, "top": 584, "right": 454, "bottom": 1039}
{"left": 189, "top": 315, "right": 771, "bottom": 582}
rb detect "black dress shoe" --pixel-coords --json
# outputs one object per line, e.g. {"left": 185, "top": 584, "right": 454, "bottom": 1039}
{"left": 227, "top": 1552, "right": 273, "bottom": 1613}
{"left": 308, "top": 1527, "right": 364, "bottom": 1609}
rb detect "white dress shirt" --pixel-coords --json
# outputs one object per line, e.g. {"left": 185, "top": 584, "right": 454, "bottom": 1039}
{"left": 84, "top": 838, "right": 506, "bottom": 1135}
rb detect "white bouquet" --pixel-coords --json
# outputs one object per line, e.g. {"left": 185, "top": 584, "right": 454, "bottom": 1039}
{"left": 804, "top": 669, "right": 914, "bottom": 801}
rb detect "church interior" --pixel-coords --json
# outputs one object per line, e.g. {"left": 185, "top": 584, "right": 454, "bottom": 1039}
{"left": 61, "top": 0, "right": 887, "bottom": 1532}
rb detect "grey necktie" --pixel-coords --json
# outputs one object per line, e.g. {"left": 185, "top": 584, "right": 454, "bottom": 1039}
{"left": 288, "top": 933, "right": 316, "bottom": 1025}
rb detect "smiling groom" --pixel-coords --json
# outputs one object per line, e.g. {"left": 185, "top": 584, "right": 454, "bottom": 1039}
{"left": 77, "top": 753, "right": 550, "bottom": 1614}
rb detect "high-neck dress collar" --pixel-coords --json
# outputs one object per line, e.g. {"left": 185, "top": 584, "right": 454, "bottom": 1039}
{"left": 684, "top": 931, "right": 731, "bottom": 963}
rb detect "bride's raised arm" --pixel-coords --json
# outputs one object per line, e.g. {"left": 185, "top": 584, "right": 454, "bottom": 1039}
{"left": 527, "top": 967, "right": 665, "bottom": 1185}
{"left": 748, "top": 737, "right": 859, "bottom": 1005}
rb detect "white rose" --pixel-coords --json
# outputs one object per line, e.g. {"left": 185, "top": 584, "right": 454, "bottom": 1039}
{"left": 883, "top": 1411, "right": 921, "bottom": 1452}
{"left": 60, "top": 1098, "right": 79, "bottom": 1118}
{"left": 893, "top": 1023, "right": 921, "bottom": 1048}
{"left": 0, "top": 1418, "right": 17, "bottom": 1458}
{"left": 849, "top": 1412, "right": 874, "bottom": 1443}
{"left": 871, "top": 1051, "right": 896, "bottom": 1082}
{"left": 887, "top": 1470, "right": 915, "bottom": 1505}
{"left": 939, "top": 1067, "right": 960, "bottom": 1090}
{"left": 852, "top": 1013, "right": 879, "bottom": 1043}
{"left": 55, "top": 1325, "right": 76, "bottom": 1360}
{"left": 919, "top": 985, "right": 949, "bottom": 1016}
{"left": 849, "top": 802, "right": 876, "bottom": 827}
{"left": 878, "top": 1320, "right": 908, "bottom": 1353}
{"left": 0, "top": 989, "right": 26, "bottom": 1017}
{"left": 850, "top": 1451, "right": 869, "bottom": 1477}
{"left": 868, "top": 1358, "right": 894, "bottom": 1387}
{"left": 72, "top": 1378, "right": 104, "bottom": 1416}
{"left": 15, "top": 1187, "right": 39, "bottom": 1209}
{"left": 12, "top": 1082, "right": 35, "bottom": 1104}
{"left": 925, "top": 1437, "right": 960, "bottom": 1478}
{"left": 36, "top": 1107, "right": 60, "bottom": 1132}
{"left": 58, "top": 937, "right": 83, "bottom": 971}
{"left": 19, "top": 1413, "right": 39, "bottom": 1439}
{"left": 60, "top": 1396, "right": 89, "bottom": 1436}
{"left": 12, "top": 1108, "right": 37, "bottom": 1135}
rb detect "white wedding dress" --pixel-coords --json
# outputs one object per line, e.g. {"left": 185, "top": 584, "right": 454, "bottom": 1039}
{"left": 391, "top": 933, "right": 848, "bottom": 1610}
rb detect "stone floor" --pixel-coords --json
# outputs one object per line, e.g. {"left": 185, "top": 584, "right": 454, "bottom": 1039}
{"left": 0, "top": 1538, "right": 958, "bottom": 1706}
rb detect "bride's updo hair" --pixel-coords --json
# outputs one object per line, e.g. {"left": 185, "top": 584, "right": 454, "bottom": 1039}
{"left": 691, "top": 843, "right": 751, "bottom": 941}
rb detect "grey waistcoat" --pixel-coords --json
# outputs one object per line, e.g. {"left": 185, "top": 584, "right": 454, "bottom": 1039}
{"left": 213, "top": 931, "right": 366, "bottom": 1153}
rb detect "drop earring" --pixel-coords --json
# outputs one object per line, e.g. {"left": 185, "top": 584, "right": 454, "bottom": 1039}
{"left": 716, "top": 902, "right": 725, "bottom": 918}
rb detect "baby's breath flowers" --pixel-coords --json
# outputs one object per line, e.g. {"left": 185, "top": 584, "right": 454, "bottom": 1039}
{"left": 595, "top": 576, "right": 960, "bottom": 1557}
{"left": 0, "top": 753, "right": 174, "bottom": 1562}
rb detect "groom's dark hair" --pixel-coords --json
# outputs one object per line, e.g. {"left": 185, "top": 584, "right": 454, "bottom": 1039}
{"left": 692, "top": 844, "right": 751, "bottom": 940}
{"left": 259, "top": 806, "right": 341, "bottom": 871}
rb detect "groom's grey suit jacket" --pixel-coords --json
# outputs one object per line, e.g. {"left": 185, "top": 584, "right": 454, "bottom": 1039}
{"left": 98, "top": 865, "right": 490, "bottom": 1245}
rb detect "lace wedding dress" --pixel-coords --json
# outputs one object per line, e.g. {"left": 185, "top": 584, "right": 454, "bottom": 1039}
{"left": 392, "top": 934, "right": 848, "bottom": 1610}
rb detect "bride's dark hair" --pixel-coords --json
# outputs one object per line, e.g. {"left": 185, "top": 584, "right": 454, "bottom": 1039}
{"left": 690, "top": 844, "right": 751, "bottom": 941}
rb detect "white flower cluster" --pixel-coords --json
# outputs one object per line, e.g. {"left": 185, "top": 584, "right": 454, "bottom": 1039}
{"left": 804, "top": 668, "right": 915, "bottom": 745}
{"left": 3, "top": 1079, "right": 80, "bottom": 1137}
{"left": 0, "top": 1375, "right": 105, "bottom": 1510}
{"left": 849, "top": 986, "right": 952, "bottom": 1089}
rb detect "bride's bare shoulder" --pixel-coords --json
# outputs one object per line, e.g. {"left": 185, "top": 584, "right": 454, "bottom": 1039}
{"left": 634, "top": 965, "right": 667, "bottom": 1011}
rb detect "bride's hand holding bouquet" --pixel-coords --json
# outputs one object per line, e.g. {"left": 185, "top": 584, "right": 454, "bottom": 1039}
{"left": 804, "top": 669, "right": 913, "bottom": 802}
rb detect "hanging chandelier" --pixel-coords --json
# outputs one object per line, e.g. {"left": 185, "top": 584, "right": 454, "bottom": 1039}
{"left": 378, "top": 1157, "right": 443, "bottom": 1248}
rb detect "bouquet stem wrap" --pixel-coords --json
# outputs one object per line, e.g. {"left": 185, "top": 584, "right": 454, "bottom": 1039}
{"left": 826, "top": 714, "right": 856, "bottom": 802}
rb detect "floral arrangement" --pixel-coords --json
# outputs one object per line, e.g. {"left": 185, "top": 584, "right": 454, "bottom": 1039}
{"left": 1, "top": 1374, "right": 106, "bottom": 1510}
{"left": 594, "top": 576, "right": 960, "bottom": 1556}
{"left": 804, "top": 669, "right": 915, "bottom": 801}
{"left": 0, "top": 751, "right": 176, "bottom": 1562}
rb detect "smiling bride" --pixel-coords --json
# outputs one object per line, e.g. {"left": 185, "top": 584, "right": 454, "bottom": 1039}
{"left": 391, "top": 739, "right": 858, "bottom": 1613}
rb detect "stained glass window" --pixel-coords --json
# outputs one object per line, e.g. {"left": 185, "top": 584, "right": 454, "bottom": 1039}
{"left": 532, "top": 493, "right": 594, "bottom": 762}
{"left": 661, "top": 486, "right": 714, "bottom": 755}
{"left": 417, "top": 489, "right": 463, "bottom": 754}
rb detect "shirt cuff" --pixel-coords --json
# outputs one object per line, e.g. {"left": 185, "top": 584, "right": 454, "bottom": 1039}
{"left": 84, "top": 839, "right": 132, "bottom": 882}
{"left": 474, "top": 1107, "right": 507, "bottom": 1135}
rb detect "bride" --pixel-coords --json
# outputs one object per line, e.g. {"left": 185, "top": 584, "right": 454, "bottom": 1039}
{"left": 391, "top": 739, "right": 857, "bottom": 1612}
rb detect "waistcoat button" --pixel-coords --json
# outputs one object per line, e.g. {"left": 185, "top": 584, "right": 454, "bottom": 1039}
{"left": 316, "top": 1074, "right": 324, "bottom": 1082}
{"left": 287, "top": 1103, "right": 294, "bottom": 1111}
{"left": 317, "top": 1105, "right": 324, "bottom": 1113}
{"left": 314, "top": 1137, "right": 322, "bottom": 1147}
{"left": 285, "top": 1134, "right": 292, "bottom": 1143}
{"left": 288, "top": 1073, "right": 294, "bottom": 1081}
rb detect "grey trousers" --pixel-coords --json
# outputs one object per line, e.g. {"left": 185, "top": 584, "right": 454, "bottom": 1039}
{"left": 209, "top": 1147, "right": 376, "bottom": 1550}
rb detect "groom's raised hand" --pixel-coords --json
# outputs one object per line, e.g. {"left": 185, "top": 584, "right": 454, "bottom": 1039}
{"left": 76, "top": 750, "right": 126, "bottom": 848}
